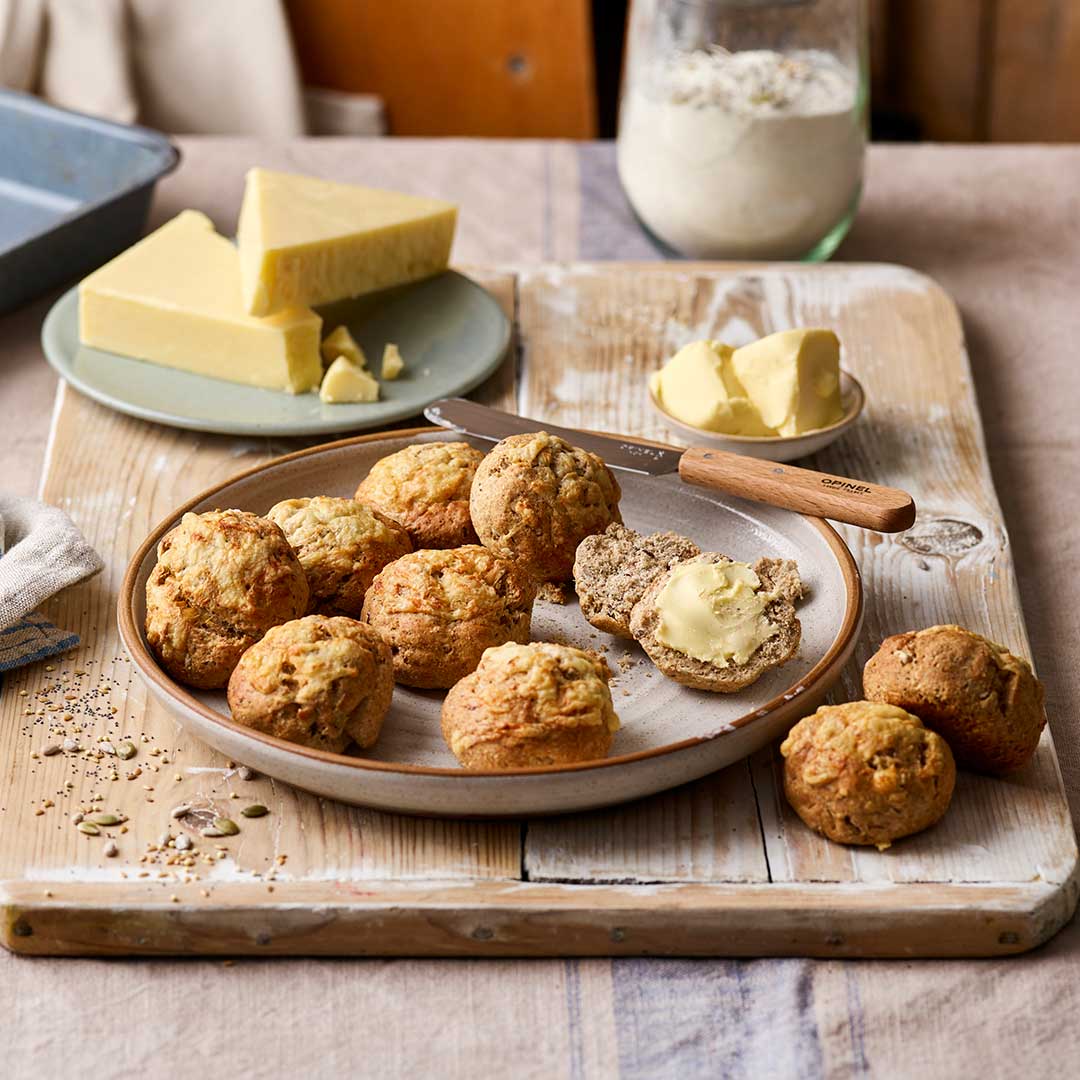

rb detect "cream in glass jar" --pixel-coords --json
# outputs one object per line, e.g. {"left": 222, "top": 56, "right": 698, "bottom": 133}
{"left": 617, "top": 0, "right": 867, "bottom": 261}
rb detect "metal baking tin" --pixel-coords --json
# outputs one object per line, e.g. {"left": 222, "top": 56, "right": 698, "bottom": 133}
{"left": 0, "top": 88, "right": 179, "bottom": 313}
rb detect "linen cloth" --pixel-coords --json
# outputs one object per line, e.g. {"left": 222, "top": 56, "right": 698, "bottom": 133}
{"left": 0, "top": 0, "right": 306, "bottom": 134}
{"left": 2, "top": 140, "right": 1080, "bottom": 1079}
{"left": 0, "top": 493, "right": 102, "bottom": 669}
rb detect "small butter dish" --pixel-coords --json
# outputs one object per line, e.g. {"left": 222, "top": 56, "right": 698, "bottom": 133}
{"left": 649, "top": 369, "right": 865, "bottom": 462}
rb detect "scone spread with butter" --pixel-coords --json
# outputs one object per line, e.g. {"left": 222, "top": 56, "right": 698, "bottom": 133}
{"left": 629, "top": 552, "right": 803, "bottom": 692}
{"left": 441, "top": 642, "right": 620, "bottom": 768}
{"left": 361, "top": 545, "right": 536, "bottom": 688}
{"left": 266, "top": 496, "right": 411, "bottom": 617}
{"left": 227, "top": 615, "right": 393, "bottom": 753}
{"left": 781, "top": 701, "right": 956, "bottom": 849}
{"left": 863, "top": 624, "right": 1046, "bottom": 774}
{"left": 470, "top": 431, "right": 622, "bottom": 584}
{"left": 355, "top": 441, "right": 484, "bottom": 549}
{"left": 574, "top": 523, "right": 701, "bottom": 638}
{"left": 145, "top": 509, "right": 309, "bottom": 689}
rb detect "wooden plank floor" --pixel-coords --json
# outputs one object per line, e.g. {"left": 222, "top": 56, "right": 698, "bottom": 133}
{"left": 1, "top": 263, "right": 1075, "bottom": 957}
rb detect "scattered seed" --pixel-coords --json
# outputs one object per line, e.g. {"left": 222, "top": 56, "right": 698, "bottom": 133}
{"left": 158, "top": 831, "right": 172, "bottom": 847}
{"left": 42, "top": 744, "right": 62, "bottom": 757}
{"left": 103, "top": 841, "right": 119, "bottom": 858}
{"left": 213, "top": 817, "right": 240, "bottom": 836}
{"left": 896, "top": 649, "right": 913, "bottom": 664}
{"left": 117, "top": 742, "right": 137, "bottom": 760}
{"left": 77, "top": 822, "right": 100, "bottom": 836}
{"left": 201, "top": 827, "right": 225, "bottom": 838}
{"left": 62, "top": 738, "right": 80, "bottom": 753}
{"left": 241, "top": 805, "right": 269, "bottom": 819}
{"left": 237, "top": 766, "right": 255, "bottom": 781}
{"left": 100, "top": 741, "right": 117, "bottom": 756}
{"left": 87, "top": 813, "right": 122, "bottom": 826}
{"left": 175, "top": 834, "right": 193, "bottom": 851}
{"left": 71, "top": 812, "right": 84, "bottom": 824}
{"left": 170, "top": 804, "right": 192, "bottom": 819}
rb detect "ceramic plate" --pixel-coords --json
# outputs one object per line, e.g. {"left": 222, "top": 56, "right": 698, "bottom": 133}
{"left": 41, "top": 272, "right": 510, "bottom": 436}
{"left": 118, "top": 428, "right": 862, "bottom": 817}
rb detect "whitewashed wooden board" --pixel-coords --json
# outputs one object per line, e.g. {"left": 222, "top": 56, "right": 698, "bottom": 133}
{"left": 1, "top": 263, "right": 1075, "bottom": 958}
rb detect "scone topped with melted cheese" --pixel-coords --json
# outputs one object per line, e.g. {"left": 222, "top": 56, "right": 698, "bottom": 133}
{"left": 361, "top": 545, "right": 536, "bottom": 688}
{"left": 441, "top": 642, "right": 620, "bottom": 768}
{"left": 267, "top": 496, "right": 411, "bottom": 617}
{"left": 355, "top": 441, "right": 484, "bottom": 549}
{"left": 227, "top": 615, "right": 393, "bottom": 753}
{"left": 145, "top": 509, "right": 308, "bottom": 689}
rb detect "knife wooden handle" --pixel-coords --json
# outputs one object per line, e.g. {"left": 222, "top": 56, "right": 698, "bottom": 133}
{"left": 678, "top": 447, "right": 916, "bottom": 533}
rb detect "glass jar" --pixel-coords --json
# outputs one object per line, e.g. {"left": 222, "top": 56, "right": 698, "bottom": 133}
{"left": 616, "top": 0, "right": 868, "bottom": 261}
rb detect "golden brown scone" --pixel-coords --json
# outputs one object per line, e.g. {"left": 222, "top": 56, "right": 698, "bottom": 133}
{"left": 469, "top": 431, "right": 622, "bottom": 584}
{"left": 441, "top": 642, "right": 620, "bottom": 768}
{"left": 574, "top": 522, "right": 702, "bottom": 638}
{"left": 145, "top": 509, "right": 309, "bottom": 689}
{"left": 266, "top": 496, "right": 411, "bottom": 617}
{"left": 780, "top": 701, "right": 956, "bottom": 849}
{"left": 227, "top": 615, "right": 393, "bottom": 753}
{"left": 361, "top": 545, "right": 536, "bottom": 688}
{"left": 629, "top": 553, "right": 804, "bottom": 692}
{"left": 354, "top": 441, "right": 484, "bottom": 549}
{"left": 862, "top": 624, "right": 1046, "bottom": 774}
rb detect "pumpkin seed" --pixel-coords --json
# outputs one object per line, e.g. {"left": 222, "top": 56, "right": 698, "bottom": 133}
{"left": 87, "top": 813, "right": 122, "bottom": 826}
{"left": 241, "top": 805, "right": 269, "bottom": 819}
{"left": 213, "top": 817, "right": 240, "bottom": 836}
{"left": 77, "top": 822, "right": 100, "bottom": 836}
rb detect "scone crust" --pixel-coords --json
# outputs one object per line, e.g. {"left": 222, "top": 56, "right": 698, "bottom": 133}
{"left": 441, "top": 642, "right": 620, "bottom": 768}
{"left": 780, "top": 701, "right": 956, "bottom": 848}
{"left": 862, "top": 623, "right": 1046, "bottom": 774}
{"left": 470, "top": 431, "right": 622, "bottom": 583}
{"left": 266, "top": 496, "right": 411, "bottom": 617}
{"left": 574, "top": 523, "right": 701, "bottom": 638}
{"left": 227, "top": 615, "right": 393, "bottom": 752}
{"left": 629, "top": 553, "right": 804, "bottom": 692}
{"left": 355, "top": 441, "right": 484, "bottom": 549}
{"left": 361, "top": 545, "right": 537, "bottom": 688}
{"left": 145, "top": 509, "right": 309, "bottom": 689}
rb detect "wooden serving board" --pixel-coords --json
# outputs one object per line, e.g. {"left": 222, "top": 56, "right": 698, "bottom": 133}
{"left": 2, "top": 262, "right": 1076, "bottom": 958}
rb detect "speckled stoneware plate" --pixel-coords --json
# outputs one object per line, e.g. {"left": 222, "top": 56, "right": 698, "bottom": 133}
{"left": 41, "top": 271, "right": 510, "bottom": 436}
{"left": 118, "top": 427, "right": 862, "bottom": 817}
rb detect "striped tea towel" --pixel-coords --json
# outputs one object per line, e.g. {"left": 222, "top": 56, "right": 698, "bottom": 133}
{"left": 0, "top": 495, "right": 104, "bottom": 672}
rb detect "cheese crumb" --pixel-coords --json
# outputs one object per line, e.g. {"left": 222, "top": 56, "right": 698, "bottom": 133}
{"left": 320, "top": 325, "right": 367, "bottom": 369}
{"left": 382, "top": 342, "right": 405, "bottom": 380}
{"left": 320, "top": 356, "right": 379, "bottom": 403}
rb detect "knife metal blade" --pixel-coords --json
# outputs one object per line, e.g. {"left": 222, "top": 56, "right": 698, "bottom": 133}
{"left": 423, "top": 398, "right": 682, "bottom": 476}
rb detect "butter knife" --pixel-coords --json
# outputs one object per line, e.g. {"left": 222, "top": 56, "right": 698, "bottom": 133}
{"left": 424, "top": 398, "right": 915, "bottom": 533}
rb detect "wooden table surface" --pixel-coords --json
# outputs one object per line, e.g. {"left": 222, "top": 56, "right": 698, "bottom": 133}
{"left": 4, "top": 139, "right": 1080, "bottom": 1077}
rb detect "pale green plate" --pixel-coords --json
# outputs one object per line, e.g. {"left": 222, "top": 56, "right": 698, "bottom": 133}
{"left": 40, "top": 271, "right": 510, "bottom": 436}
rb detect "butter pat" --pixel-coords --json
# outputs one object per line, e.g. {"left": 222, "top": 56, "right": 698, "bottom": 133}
{"left": 731, "top": 329, "right": 844, "bottom": 436}
{"left": 651, "top": 329, "right": 845, "bottom": 436}
{"left": 382, "top": 343, "right": 404, "bottom": 380}
{"left": 79, "top": 211, "right": 323, "bottom": 393}
{"left": 649, "top": 340, "right": 773, "bottom": 435}
{"left": 321, "top": 325, "right": 367, "bottom": 369}
{"left": 655, "top": 560, "right": 778, "bottom": 667}
{"left": 238, "top": 167, "right": 458, "bottom": 316}
{"left": 320, "top": 356, "right": 379, "bottom": 403}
